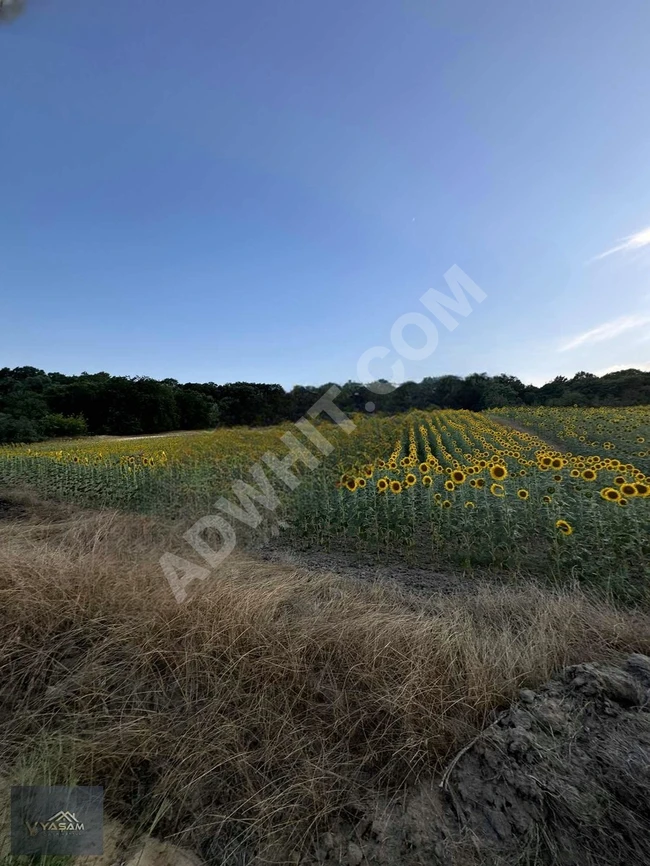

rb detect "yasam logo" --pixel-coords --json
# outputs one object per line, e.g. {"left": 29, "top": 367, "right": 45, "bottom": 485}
{"left": 25, "top": 810, "right": 85, "bottom": 836}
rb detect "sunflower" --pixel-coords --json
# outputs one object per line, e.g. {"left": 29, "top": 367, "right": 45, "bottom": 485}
{"left": 422, "top": 475, "right": 433, "bottom": 487}
{"left": 464, "top": 501, "right": 475, "bottom": 509}
{"left": 600, "top": 487, "right": 621, "bottom": 502}
{"left": 490, "top": 464, "right": 508, "bottom": 481}
{"left": 377, "top": 478, "right": 389, "bottom": 492}
{"left": 357, "top": 478, "right": 366, "bottom": 488}
{"left": 618, "top": 498, "right": 629, "bottom": 507}
{"left": 390, "top": 480, "right": 402, "bottom": 494}
{"left": 551, "top": 458, "right": 563, "bottom": 469}
{"left": 614, "top": 475, "right": 626, "bottom": 485}
{"left": 475, "top": 478, "right": 486, "bottom": 489}
{"left": 444, "top": 480, "right": 455, "bottom": 492}
{"left": 634, "top": 482, "right": 649, "bottom": 497}
{"left": 517, "top": 489, "right": 529, "bottom": 500}
{"left": 556, "top": 519, "right": 573, "bottom": 536}
{"left": 620, "top": 483, "right": 637, "bottom": 497}
{"left": 540, "top": 456, "right": 553, "bottom": 468}
{"left": 345, "top": 478, "right": 357, "bottom": 492}
{"left": 490, "top": 483, "right": 505, "bottom": 497}
{"left": 553, "top": 474, "right": 563, "bottom": 482}
{"left": 451, "top": 469, "right": 466, "bottom": 484}
{"left": 570, "top": 469, "right": 581, "bottom": 478}
{"left": 442, "top": 500, "right": 452, "bottom": 509}
{"left": 405, "top": 473, "right": 417, "bottom": 486}
{"left": 542, "top": 495, "right": 552, "bottom": 504}
{"left": 581, "top": 469, "right": 597, "bottom": 482}
{"left": 419, "top": 462, "right": 429, "bottom": 473}
{"left": 364, "top": 466, "right": 374, "bottom": 478}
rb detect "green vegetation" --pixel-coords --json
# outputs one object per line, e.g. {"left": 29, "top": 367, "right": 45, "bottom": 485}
{"left": 2, "top": 366, "right": 650, "bottom": 443}
{"left": 1, "top": 406, "right": 648, "bottom": 599}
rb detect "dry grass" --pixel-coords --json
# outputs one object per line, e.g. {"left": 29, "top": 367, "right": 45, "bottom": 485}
{"left": 2, "top": 489, "right": 650, "bottom": 861}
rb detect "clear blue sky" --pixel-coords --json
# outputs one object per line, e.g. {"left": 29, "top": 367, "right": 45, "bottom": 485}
{"left": 2, "top": 0, "right": 650, "bottom": 389}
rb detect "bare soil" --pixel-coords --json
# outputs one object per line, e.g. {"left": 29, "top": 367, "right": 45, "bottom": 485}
{"left": 254, "top": 540, "right": 480, "bottom": 596}
{"left": 298, "top": 653, "right": 650, "bottom": 866}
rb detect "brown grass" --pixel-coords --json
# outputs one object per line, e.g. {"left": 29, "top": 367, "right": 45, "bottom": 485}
{"left": 2, "top": 489, "right": 650, "bottom": 860}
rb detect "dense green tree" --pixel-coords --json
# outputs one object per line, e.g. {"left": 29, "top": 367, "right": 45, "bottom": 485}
{"left": 0, "top": 366, "right": 648, "bottom": 444}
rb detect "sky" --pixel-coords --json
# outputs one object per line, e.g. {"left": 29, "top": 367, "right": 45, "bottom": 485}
{"left": 1, "top": 0, "right": 650, "bottom": 390}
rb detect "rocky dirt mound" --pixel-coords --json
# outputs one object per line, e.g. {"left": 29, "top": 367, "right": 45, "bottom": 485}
{"left": 300, "top": 654, "right": 650, "bottom": 866}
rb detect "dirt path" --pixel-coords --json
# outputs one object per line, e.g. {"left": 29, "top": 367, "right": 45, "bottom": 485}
{"left": 487, "top": 413, "right": 569, "bottom": 453}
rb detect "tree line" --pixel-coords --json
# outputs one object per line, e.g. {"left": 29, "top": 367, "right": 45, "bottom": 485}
{"left": 0, "top": 366, "right": 648, "bottom": 443}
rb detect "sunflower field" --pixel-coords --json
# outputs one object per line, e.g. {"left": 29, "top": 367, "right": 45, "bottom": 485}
{"left": 288, "top": 408, "right": 649, "bottom": 595}
{"left": 0, "top": 406, "right": 648, "bottom": 596}
{"left": 492, "top": 405, "right": 650, "bottom": 475}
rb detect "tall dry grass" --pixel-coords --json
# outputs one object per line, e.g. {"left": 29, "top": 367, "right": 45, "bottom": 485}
{"left": 1, "top": 490, "right": 650, "bottom": 860}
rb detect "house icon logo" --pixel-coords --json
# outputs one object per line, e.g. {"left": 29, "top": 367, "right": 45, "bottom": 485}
{"left": 11, "top": 785, "right": 103, "bottom": 856}
{"left": 26, "top": 809, "right": 85, "bottom": 836}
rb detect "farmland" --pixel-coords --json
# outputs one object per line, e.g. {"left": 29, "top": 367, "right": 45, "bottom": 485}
{"left": 1, "top": 407, "right": 649, "bottom": 861}
{"left": 0, "top": 405, "right": 648, "bottom": 596}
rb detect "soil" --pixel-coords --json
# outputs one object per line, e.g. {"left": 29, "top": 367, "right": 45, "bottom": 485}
{"left": 255, "top": 540, "right": 519, "bottom": 597}
{"left": 294, "top": 653, "right": 650, "bottom": 866}
{"left": 0, "top": 497, "right": 27, "bottom": 520}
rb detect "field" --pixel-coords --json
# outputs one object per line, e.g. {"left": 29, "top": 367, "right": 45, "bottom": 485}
{"left": 2, "top": 406, "right": 650, "bottom": 864}
{"left": 0, "top": 406, "right": 649, "bottom": 598}
{"left": 2, "top": 496, "right": 650, "bottom": 866}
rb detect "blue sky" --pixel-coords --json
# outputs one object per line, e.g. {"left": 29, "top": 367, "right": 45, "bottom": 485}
{"left": 1, "top": 0, "right": 650, "bottom": 389}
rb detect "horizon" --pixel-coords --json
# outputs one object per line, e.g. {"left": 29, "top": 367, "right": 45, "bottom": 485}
{"left": 4, "top": 362, "right": 648, "bottom": 393}
{"left": 2, "top": 1, "right": 650, "bottom": 387}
